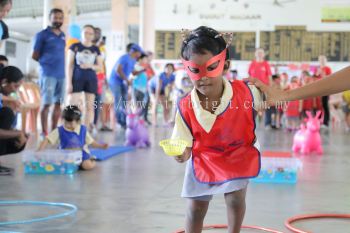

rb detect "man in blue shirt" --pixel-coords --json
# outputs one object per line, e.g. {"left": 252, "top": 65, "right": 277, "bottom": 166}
{"left": 109, "top": 43, "right": 144, "bottom": 128}
{"left": 32, "top": 8, "right": 65, "bottom": 136}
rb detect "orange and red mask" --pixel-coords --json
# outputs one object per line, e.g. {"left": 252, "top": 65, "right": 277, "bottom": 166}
{"left": 181, "top": 48, "right": 227, "bottom": 81}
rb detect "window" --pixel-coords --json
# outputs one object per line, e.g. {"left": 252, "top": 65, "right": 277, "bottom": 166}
{"left": 128, "top": 0, "right": 139, "bottom": 7}
{"left": 5, "top": 41, "right": 16, "bottom": 58}
{"left": 128, "top": 25, "right": 139, "bottom": 44}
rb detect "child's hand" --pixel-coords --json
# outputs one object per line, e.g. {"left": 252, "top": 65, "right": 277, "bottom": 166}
{"left": 15, "top": 131, "right": 28, "bottom": 148}
{"left": 174, "top": 148, "right": 191, "bottom": 163}
{"left": 101, "top": 143, "right": 108, "bottom": 149}
{"left": 80, "top": 63, "right": 92, "bottom": 69}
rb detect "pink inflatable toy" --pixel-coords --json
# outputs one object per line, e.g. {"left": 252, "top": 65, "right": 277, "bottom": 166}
{"left": 292, "top": 111, "right": 323, "bottom": 155}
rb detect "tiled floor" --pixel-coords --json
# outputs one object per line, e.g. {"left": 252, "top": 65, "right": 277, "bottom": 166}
{"left": 0, "top": 125, "right": 349, "bottom": 233}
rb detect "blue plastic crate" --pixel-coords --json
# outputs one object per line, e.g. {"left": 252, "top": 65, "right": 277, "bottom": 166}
{"left": 252, "top": 169, "right": 298, "bottom": 184}
{"left": 252, "top": 157, "right": 302, "bottom": 184}
{"left": 22, "top": 150, "right": 82, "bottom": 175}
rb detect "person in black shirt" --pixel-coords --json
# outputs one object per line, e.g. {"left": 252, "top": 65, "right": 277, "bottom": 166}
{"left": 66, "top": 25, "right": 103, "bottom": 132}
{"left": 0, "top": 66, "right": 28, "bottom": 174}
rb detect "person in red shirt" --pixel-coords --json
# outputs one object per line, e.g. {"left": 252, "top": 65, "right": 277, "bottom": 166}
{"left": 316, "top": 55, "right": 332, "bottom": 128}
{"left": 285, "top": 76, "right": 302, "bottom": 131}
{"left": 143, "top": 51, "right": 155, "bottom": 80}
{"left": 248, "top": 48, "right": 273, "bottom": 128}
{"left": 248, "top": 48, "right": 272, "bottom": 85}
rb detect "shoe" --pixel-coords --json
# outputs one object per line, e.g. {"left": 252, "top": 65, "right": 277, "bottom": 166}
{"left": 163, "top": 122, "right": 174, "bottom": 127}
{"left": 264, "top": 125, "right": 272, "bottom": 130}
{"left": 92, "top": 127, "right": 98, "bottom": 136}
{"left": 39, "top": 132, "right": 47, "bottom": 142}
{"left": 100, "top": 126, "right": 113, "bottom": 132}
{"left": 90, "top": 155, "right": 97, "bottom": 161}
{"left": 0, "top": 166, "right": 14, "bottom": 176}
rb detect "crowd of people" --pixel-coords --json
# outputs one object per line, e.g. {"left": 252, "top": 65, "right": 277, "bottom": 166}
{"left": 245, "top": 48, "right": 350, "bottom": 132}
{"left": 1, "top": 3, "right": 350, "bottom": 177}
{"left": 0, "top": 4, "right": 180, "bottom": 173}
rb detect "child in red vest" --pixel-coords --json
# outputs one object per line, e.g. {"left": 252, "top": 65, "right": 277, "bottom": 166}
{"left": 171, "top": 26, "right": 262, "bottom": 233}
{"left": 285, "top": 76, "right": 302, "bottom": 131}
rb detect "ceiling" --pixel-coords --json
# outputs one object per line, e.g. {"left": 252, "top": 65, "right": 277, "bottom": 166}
{"left": 8, "top": 0, "right": 111, "bottom": 18}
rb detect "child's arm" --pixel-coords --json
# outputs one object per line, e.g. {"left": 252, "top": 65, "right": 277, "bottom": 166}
{"left": 171, "top": 111, "right": 193, "bottom": 163}
{"left": 85, "top": 130, "right": 108, "bottom": 149}
{"left": 174, "top": 147, "right": 191, "bottom": 163}
{"left": 299, "top": 100, "right": 303, "bottom": 112}
{"left": 90, "top": 141, "right": 108, "bottom": 149}
{"left": 37, "top": 129, "right": 59, "bottom": 151}
{"left": 37, "top": 138, "right": 49, "bottom": 151}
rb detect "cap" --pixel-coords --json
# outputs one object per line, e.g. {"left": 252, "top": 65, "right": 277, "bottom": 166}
{"left": 130, "top": 44, "right": 144, "bottom": 54}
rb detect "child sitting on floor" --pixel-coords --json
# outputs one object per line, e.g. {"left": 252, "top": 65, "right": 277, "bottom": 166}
{"left": 38, "top": 105, "right": 108, "bottom": 170}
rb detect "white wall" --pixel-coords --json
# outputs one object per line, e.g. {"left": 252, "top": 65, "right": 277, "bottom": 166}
{"left": 152, "top": 0, "right": 350, "bottom": 75}
{"left": 154, "top": 0, "right": 350, "bottom": 32}
{"left": 0, "top": 37, "right": 31, "bottom": 73}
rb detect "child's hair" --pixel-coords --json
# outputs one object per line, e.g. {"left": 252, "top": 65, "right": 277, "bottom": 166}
{"left": 272, "top": 74, "right": 280, "bottom": 80}
{"left": 165, "top": 63, "right": 175, "bottom": 71}
{"left": 0, "top": 66, "right": 23, "bottom": 83}
{"left": 0, "top": 55, "right": 8, "bottom": 62}
{"left": 290, "top": 76, "right": 299, "bottom": 83}
{"left": 83, "top": 24, "right": 95, "bottom": 31}
{"left": 180, "top": 26, "right": 229, "bottom": 62}
{"left": 301, "top": 70, "right": 310, "bottom": 76}
{"left": 138, "top": 53, "right": 147, "bottom": 61}
{"left": 62, "top": 105, "right": 82, "bottom": 122}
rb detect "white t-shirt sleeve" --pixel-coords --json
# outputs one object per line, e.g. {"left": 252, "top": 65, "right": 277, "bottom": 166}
{"left": 171, "top": 111, "right": 193, "bottom": 147}
{"left": 46, "top": 128, "right": 59, "bottom": 145}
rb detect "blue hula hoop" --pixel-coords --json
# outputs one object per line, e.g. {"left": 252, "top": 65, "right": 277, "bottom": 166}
{"left": 0, "top": 201, "right": 78, "bottom": 225}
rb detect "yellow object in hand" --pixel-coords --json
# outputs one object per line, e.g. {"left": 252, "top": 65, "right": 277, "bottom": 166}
{"left": 159, "top": 139, "right": 188, "bottom": 156}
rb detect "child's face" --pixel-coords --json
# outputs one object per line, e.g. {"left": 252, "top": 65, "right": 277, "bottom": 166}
{"left": 165, "top": 65, "right": 174, "bottom": 75}
{"left": 255, "top": 49, "right": 265, "bottom": 60}
{"left": 64, "top": 120, "right": 78, "bottom": 131}
{"left": 273, "top": 77, "right": 281, "bottom": 84}
{"left": 2, "top": 79, "right": 23, "bottom": 95}
{"left": 188, "top": 51, "right": 226, "bottom": 97}
{"left": 140, "top": 56, "right": 148, "bottom": 64}
{"left": 82, "top": 27, "right": 95, "bottom": 43}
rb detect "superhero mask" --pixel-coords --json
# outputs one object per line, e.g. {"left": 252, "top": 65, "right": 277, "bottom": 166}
{"left": 182, "top": 48, "right": 227, "bottom": 81}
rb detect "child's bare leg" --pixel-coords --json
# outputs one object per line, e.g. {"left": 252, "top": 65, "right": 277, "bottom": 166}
{"left": 276, "top": 113, "right": 280, "bottom": 128}
{"left": 162, "top": 98, "right": 172, "bottom": 124}
{"left": 150, "top": 94, "right": 157, "bottom": 125}
{"left": 185, "top": 199, "right": 209, "bottom": 233}
{"left": 81, "top": 159, "right": 96, "bottom": 170}
{"left": 101, "top": 104, "right": 107, "bottom": 127}
{"left": 271, "top": 113, "right": 276, "bottom": 127}
{"left": 286, "top": 118, "right": 291, "bottom": 129}
{"left": 224, "top": 188, "right": 247, "bottom": 233}
{"left": 294, "top": 118, "right": 299, "bottom": 130}
{"left": 85, "top": 93, "right": 96, "bottom": 130}
{"left": 346, "top": 113, "right": 350, "bottom": 129}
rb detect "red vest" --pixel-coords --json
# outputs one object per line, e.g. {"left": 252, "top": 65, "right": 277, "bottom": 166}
{"left": 178, "top": 80, "right": 261, "bottom": 184}
{"left": 286, "top": 100, "right": 300, "bottom": 117}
